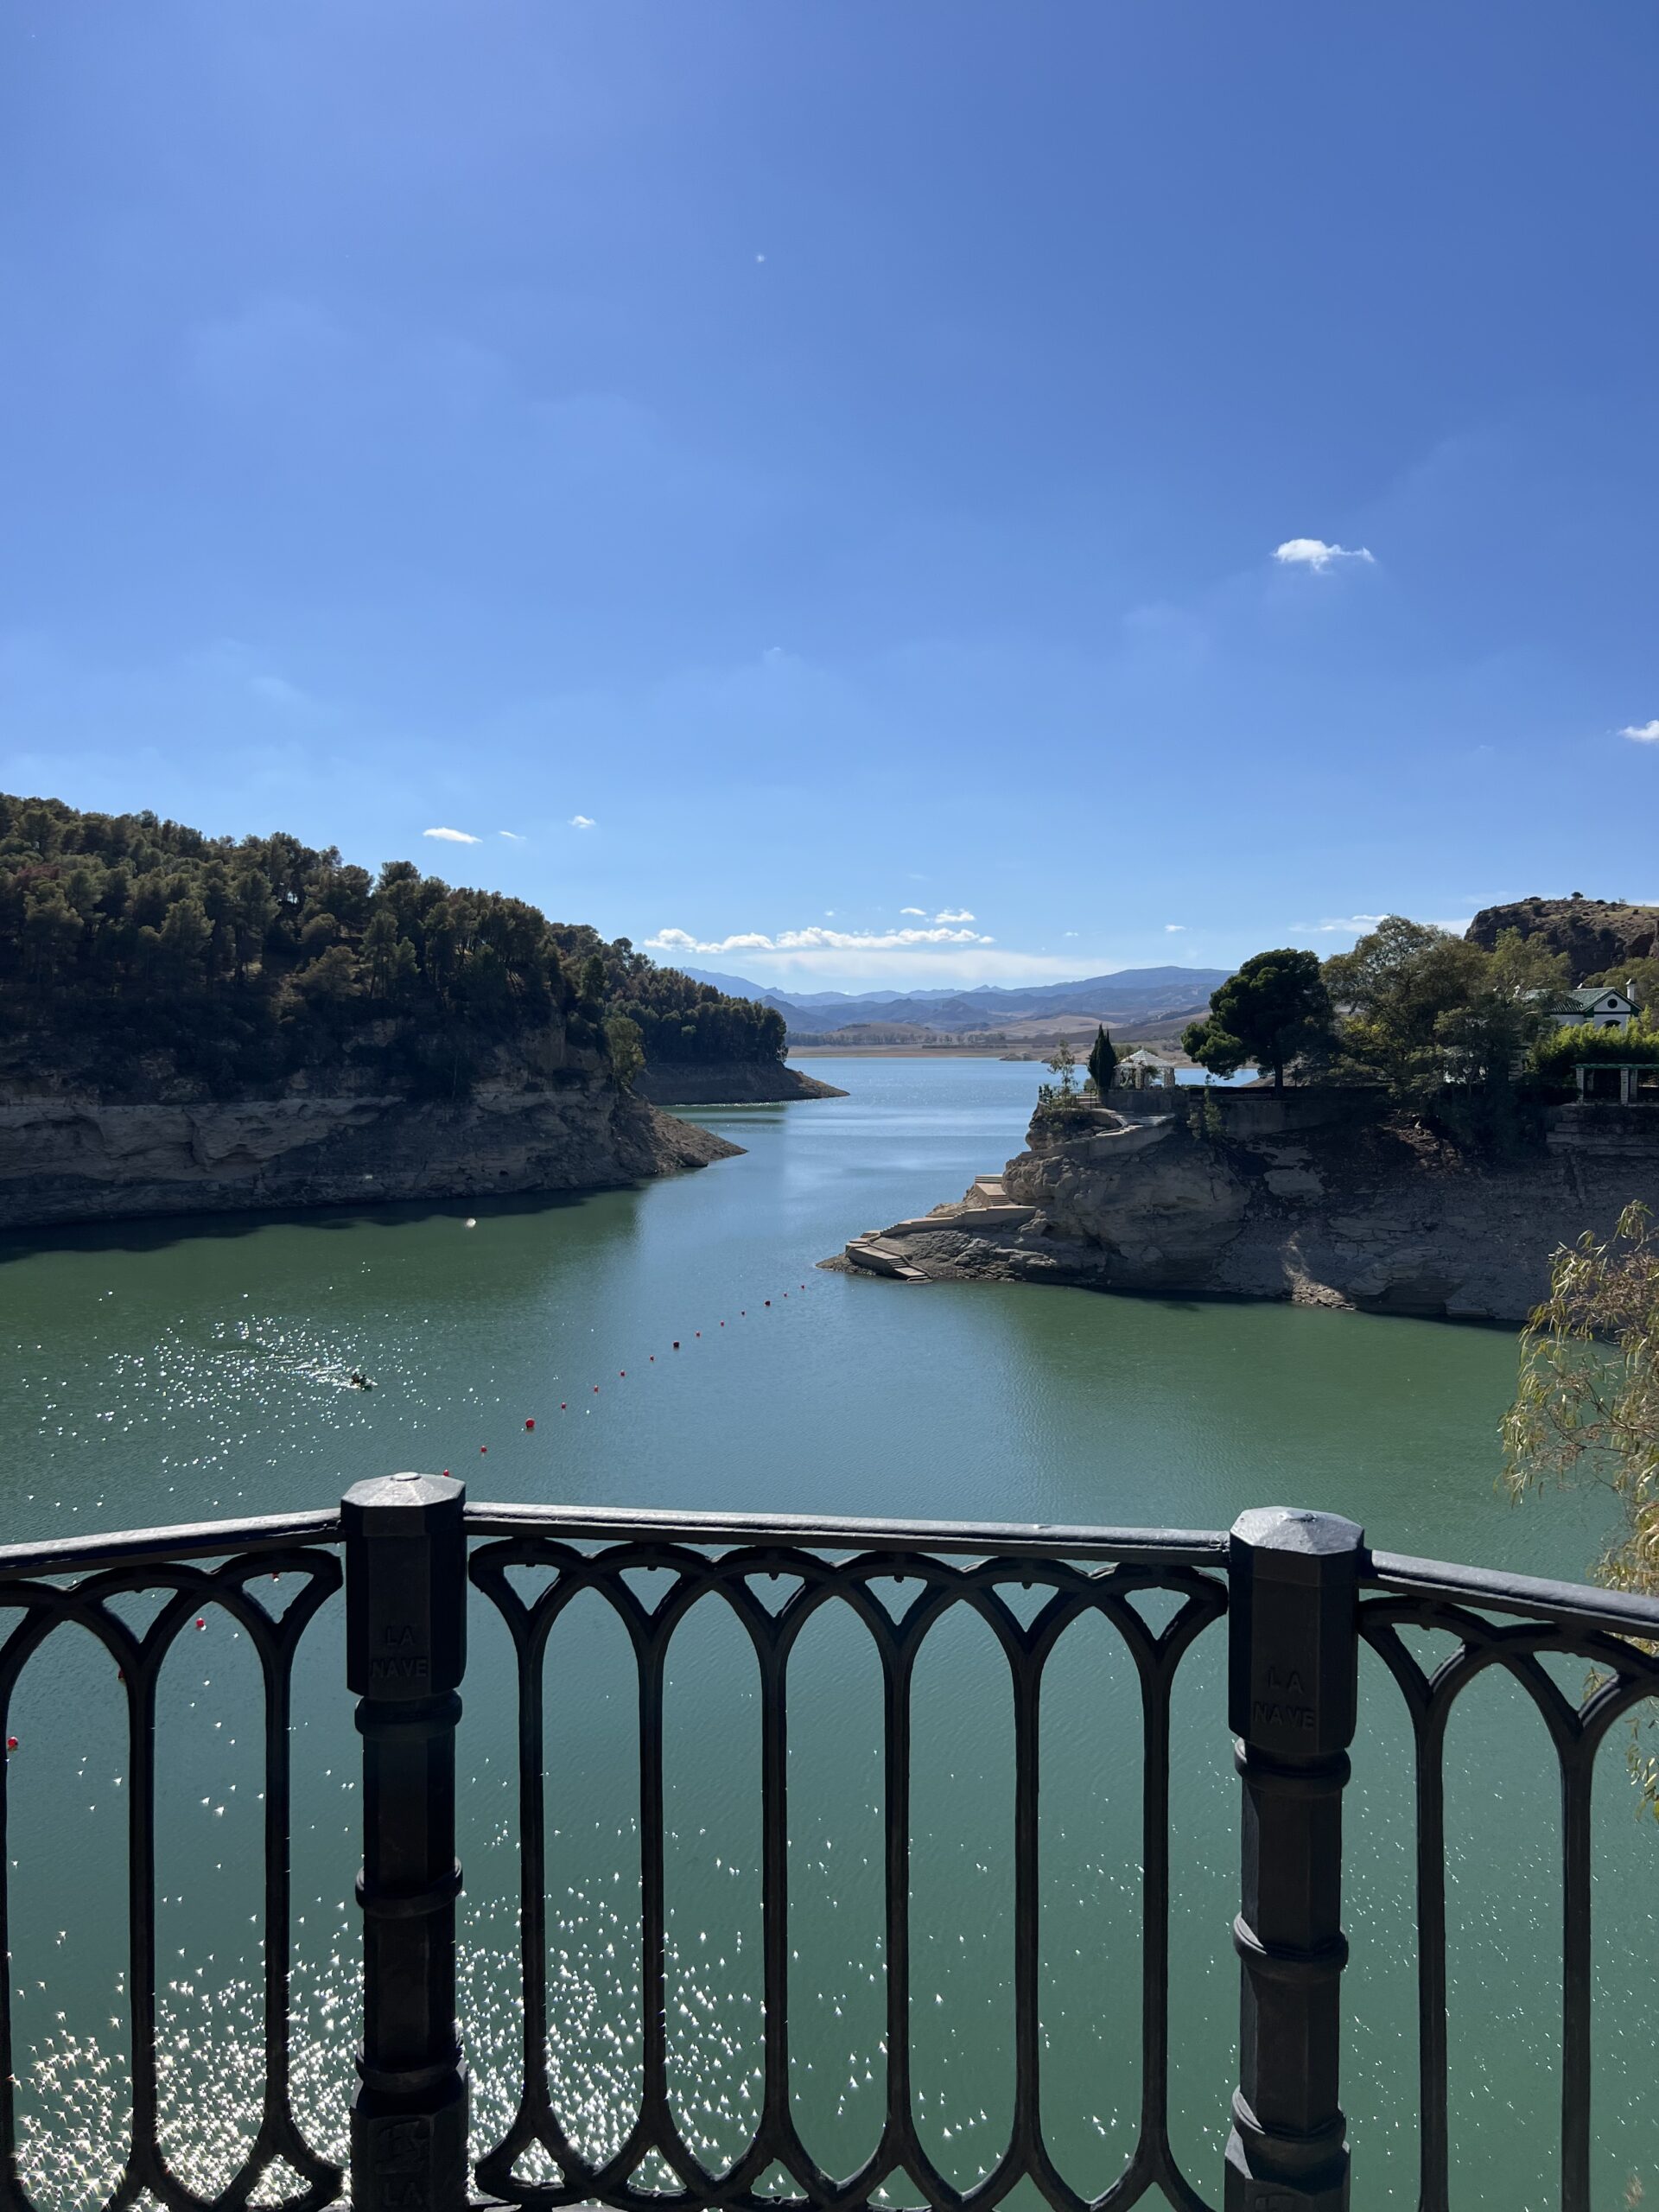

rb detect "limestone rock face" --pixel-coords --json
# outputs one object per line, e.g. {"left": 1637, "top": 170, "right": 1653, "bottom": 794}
{"left": 830, "top": 1096, "right": 1659, "bottom": 1325}
{"left": 0, "top": 1082, "right": 739, "bottom": 1230}
{"left": 1466, "top": 897, "right": 1659, "bottom": 980}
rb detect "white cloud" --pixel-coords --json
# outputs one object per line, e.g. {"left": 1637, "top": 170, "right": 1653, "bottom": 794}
{"left": 1165, "top": 923, "right": 1186, "bottom": 932}
{"left": 423, "top": 826, "right": 480, "bottom": 844}
{"left": 899, "top": 906, "right": 926, "bottom": 917}
{"left": 935, "top": 907, "right": 976, "bottom": 923}
{"left": 499, "top": 830, "right": 526, "bottom": 842}
{"left": 569, "top": 814, "right": 596, "bottom": 830}
{"left": 645, "top": 923, "right": 994, "bottom": 957}
{"left": 1619, "top": 720, "right": 1659, "bottom": 744}
{"left": 1273, "top": 538, "right": 1376, "bottom": 573}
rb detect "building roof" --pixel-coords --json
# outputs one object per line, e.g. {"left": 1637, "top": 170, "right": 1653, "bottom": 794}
{"left": 1559, "top": 986, "right": 1634, "bottom": 1011}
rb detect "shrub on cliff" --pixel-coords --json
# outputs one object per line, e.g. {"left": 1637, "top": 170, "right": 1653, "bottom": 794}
{"left": 1503, "top": 1203, "right": 1659, "bottom": 1811}
{"left": 1530, "top": 1019, "right": 1659, "bottom": 1082}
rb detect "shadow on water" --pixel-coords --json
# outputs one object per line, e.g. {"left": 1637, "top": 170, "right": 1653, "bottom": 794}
{"left": 0, "top": 1184, "right": 613, "bottom": 1266}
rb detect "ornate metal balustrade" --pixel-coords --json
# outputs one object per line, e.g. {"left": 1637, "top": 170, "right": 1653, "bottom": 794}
{"left": 0, "top": 1484, "right": 1656, "bottom": 2212}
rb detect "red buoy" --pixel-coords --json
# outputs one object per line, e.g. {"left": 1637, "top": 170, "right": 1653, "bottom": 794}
{"left": 620, "top": 1370, "right": 626, "bottom": 1377}
{"left": 673, "top": 1341, "right": 680, "bottom": 1350}
{"left": 480, "top": 1446, "right": 487, "bottom": 1454}
{"left": 695, "top": 1331, "right": 701, "bottom": 1338}
{"left": 765, "top": 1300, "right": 771, "bottom": 1306}
{"left": 560, "top": 1402, "right": 567, "bottom": 1411}
{"left": 195, "top": 1618, "right": 206, "bottom": 1630}
{"left": 525, "top": 1419, "right": 535, "bottom": 1431}
{"left": 5, "top": 1738, "right": 16, "bottom": 1753}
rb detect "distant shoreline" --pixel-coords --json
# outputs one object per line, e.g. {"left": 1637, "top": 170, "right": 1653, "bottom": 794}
{"left": 788, "top": 1044, "right": 1196, "bottom": 1065}
{"left": 788, "top": 1045, "right": 1015, "bottom": 1060}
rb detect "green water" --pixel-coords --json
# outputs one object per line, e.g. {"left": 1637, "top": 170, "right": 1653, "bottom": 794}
{"left": 0, "top": 1059, "right": 1649, "bottom": 2209}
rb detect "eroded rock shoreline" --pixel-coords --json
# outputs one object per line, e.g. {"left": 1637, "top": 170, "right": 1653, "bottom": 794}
{"left": 827, "top": 1090, "right": 1659, "bottom": 1324}
{"left": 0, "top": 1083, "right": 741, "bottom": 1230}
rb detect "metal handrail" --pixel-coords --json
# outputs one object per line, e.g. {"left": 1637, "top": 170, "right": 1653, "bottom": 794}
{"left": 3, "top": 1491, "right": 1657, "bottom": 2212}
{"left": 462, "top": 1497, "right": 1230, "bottom": 1565}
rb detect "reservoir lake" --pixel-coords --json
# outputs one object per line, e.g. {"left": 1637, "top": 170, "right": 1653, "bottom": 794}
{"left": 0, "top": 1057, "right": 1649, "bottom": 2210}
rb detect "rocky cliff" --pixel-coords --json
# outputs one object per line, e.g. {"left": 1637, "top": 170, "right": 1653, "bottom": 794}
{"left": 1467, "top": 896, "right": 1659, "bottom": 978}
{"left": 830, "top": 1092, "right": 1659, "bottom": 1323}
{"left": 632, "top": 1060, "right": 847, "bottom": 1106}
{"left": 0, "top": 1080, "right": 740, "bottom": 1230}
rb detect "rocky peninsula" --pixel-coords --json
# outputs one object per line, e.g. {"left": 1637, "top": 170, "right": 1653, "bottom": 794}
{"left": 829, "top": 1089, "right": 1659, "bottom": 1323}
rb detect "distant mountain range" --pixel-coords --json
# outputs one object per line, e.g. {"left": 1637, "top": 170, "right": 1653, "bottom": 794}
{"left": 682, "top": 965, "right": 1230, "bottom": 1036}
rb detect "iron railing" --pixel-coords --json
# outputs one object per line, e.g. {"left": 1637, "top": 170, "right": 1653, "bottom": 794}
{"left": 0, "top": 1484, "right": 1656, "bottom": 2212}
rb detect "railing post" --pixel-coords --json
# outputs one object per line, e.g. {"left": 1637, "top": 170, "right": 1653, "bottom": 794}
{"left": 344, "top": 1474, "right": 469, "bottom": 2212}
{"left": 1224, "top": 1507, "right": 1363, "bottom": 2212}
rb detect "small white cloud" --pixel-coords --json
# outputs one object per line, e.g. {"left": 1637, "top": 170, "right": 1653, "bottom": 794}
{"left": 1619, "top": 720, "right": 1659, "bottom": 744}
{"left": 569, "top": 814, "right": 596, "bottom": 830}
{"left": 1165, "top": 923, "right": 1186, "bottom": 932}
{"left": 899, "top": 906, "right": 926, "bottom": 917}
{"left": 1307, "top": 913, "right": 1386, "bottom": 934}
{"left": 499, "top": 830, "right": 526, "bottom": 842}
{"left": 1274, "top": 538, "right": 1376, "bottom": 573}
{"left": 1062, "top": 931, "right": 1078, "bottom": 938}
{"left": 423, "top": 826, "right": 480, "bottom": 845}
{"left": 935, "top": 908, "right": 976, "bottom": 924}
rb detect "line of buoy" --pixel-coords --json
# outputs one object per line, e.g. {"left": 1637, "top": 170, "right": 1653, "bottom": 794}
{"left": 444, "top": 1276, "right": 815, "bottom": 1448}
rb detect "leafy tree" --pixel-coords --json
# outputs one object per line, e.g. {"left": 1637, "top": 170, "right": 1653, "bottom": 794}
{"left": 1503, "top": 1205, "right": 1659, "bottom": 1811}
{"left": 1087, "top": 1025, "right": 1117, "bottom": 1095}
{"left": 1046, "top": 1038, "right": 1079, "bottom": 1100}
{"left": 1181, "top": 1015, "right": 1248, "bottom": 1082}
{"left": 1190, "top": 948, "right": 1332, "bottom": 1091}
{"left": 605, "top": 1013, "right": 646, "bottom": 1091}
{"left": 1323, "top": 918, "right": 1486, "bottom": 1100}
{"left": 1584, "top": 956, "right": 1659, "bottom": 1014}
{"left": 579, "top": 953, "right": 608, "bottom": 1010}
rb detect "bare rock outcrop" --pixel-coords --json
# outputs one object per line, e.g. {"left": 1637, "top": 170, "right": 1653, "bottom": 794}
{"left": 0, "top": 1081, "right": 740, "bottom": 1230}
{"left": 1466, "top": 897, "right": 1659, "bottom": 981}
{"left": 828, "top": 1094, "right": 1659, "bottom": 1324}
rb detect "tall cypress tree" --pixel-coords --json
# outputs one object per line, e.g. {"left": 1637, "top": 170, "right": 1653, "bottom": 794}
{"left": 1087, "top": 1024, "right": 1117, "bottom": 1094}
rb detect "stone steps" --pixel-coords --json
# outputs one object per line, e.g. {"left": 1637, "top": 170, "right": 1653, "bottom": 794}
{"left": 844, "top": 1235, "right": 930, "bottom": 1282}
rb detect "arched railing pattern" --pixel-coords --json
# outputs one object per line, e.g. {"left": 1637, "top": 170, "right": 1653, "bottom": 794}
{"left": 467, "top": 1535, "right": 1230, "bottom": 2212}
{"left": 1360, "top": 1589, "right": 1659, "bottom": 2212}
{"left": 1, "top": 1498, "right": 1657, "bottom": 2212}
{"left": 0, "top": 1525, "right": 343, "bottom": 2212}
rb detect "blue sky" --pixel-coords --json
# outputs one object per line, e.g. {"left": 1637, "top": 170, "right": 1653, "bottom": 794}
{"left": 3, "top": 2, "right": 1656, "bottom": 989}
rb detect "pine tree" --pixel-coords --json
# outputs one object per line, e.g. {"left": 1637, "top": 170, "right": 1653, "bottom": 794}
{"left": 1087, "top": 1025, "right": 1117, "bottom": 1095}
